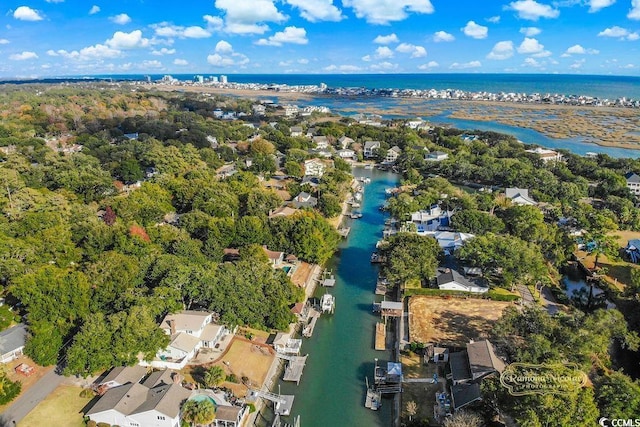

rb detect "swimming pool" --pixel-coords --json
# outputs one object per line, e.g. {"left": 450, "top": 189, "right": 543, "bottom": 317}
{"left": 190, "top": 393, "right": 217, "bottom": 407}
{"left": 282, "top": 266, "right": 292, "bottom": 274}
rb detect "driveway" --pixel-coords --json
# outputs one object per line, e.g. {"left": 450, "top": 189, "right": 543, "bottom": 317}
{"left": 0, "top": 367, "right": 64, "bottom": 426}
{"left": 540, "top": 286, "right": 562, "bottom": 315}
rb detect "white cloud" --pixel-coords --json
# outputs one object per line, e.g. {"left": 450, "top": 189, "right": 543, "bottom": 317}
{"left": 298, "top": 58, "right": 309, "bottom": 64}
{"left": 433, "top": 31, "right": 455, "bottom": 42}
{"left": 341, "top": 0, "right": 434, "bottom": 24}
{"left": 0, "top": 39, "right": 9, "bottom": 44}
{"left": 517, "top": 37, "right": 544, "bottom": 54}
{"left": 215, "top": 40, "right": 234, "bottom": 53}
{"left": 50, "top": 43, "right": 122, "bottom": 60}
{"left": 564, "top": 44, "right": 599, "bottom": 55}
{"left": 215, "top": 0, "right": 286, "bottom": 34}
{"left": 203, "top": 15, "right": 224, "bottom": 30}
{"left": 374, "top": 46, "right": 394, "bottom": 59}
{"left": 182, "top": 26, "right": 211, "bottom": 38}
{"left": 9, "top": 51, "right": 38, "bottom": 60}
{"left": 588, "top": 0, "right": 615, "bottom": 12}
{"left": 418, "top": 61, "right": 439, "bottom": 69}
{"left": 570, "top": 59, "right": 585, "bottom": 69}
{"left": 373, "top": 34, "right": 399, "bottom": 44}
{"left": 140, "top": 60, "right": 162, "bottom": 69}
{"left": 13, "top": 6, "right": 44, "bottom": 21}
{"left": 520, "top": 27, "right": 541, "bottom": 36}
{"left": 362, "top": 54, "right": 371, "bottom": 61}
{"left": 487, "top": 15, "right": 501, "bottom": 23}
{"left": 89, "top": 5, "right": 100, "bottom": 15}
{"left": 522, "top": 57, "right": 542, "bottom": 67}
{"left": 462, "top": 21, "right": 488, "bottom": 39}
{"left": 151, "top": 47, "right": 176, "bottom": 56}
{"left": 323, "top": 64, "right": 363, "bottom": 72}
{"left": 598, "top": 26, "right": 640, "bottom": 40}
{"left": 505, "top": 0, "right": 559, "bottom": 20}
{"left": 285, "top": 0, "right": 343, "bottom": 22}
{"left": 450, "top": 60, "right": 481, "bottom": 69}
{"left": 45, "top": 0, "right": 64, "bottom": 3}
{"left": 487, "top": 40, "right": 514, "bottom": 60}
{"left": 173, "top": 59, "right": 188, "bottom": 66}
{"left": 370, "top": 61, "right": 398, "bottom": 71}
{"left": 395, "top": 43, "right": 426, "bottom": 58}
{"left": 110, "top": 14, "right": 131, "bottom": 25}
{"left": 256, "top": 26, "right": 308, "bottom": 46}
{"left": 630, "top": 0, "right": 640, "bottom": 19}
{"left": 106, "top": 30, "right": 149, "bottom": 49}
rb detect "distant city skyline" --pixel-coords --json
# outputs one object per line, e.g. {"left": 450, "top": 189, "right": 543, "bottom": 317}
{"left": 1, "top": 0, "right": 639, "bottom": 77}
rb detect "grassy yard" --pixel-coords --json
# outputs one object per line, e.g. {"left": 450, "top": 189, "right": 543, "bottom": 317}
{"left": 18, "top": 385, "right": 92, "bottom": 427}
{"left": 400, "top": 352, "right": 444, "bottom": 426}
{"left": 0, "top": 358, "right": 54, "bottom": 415}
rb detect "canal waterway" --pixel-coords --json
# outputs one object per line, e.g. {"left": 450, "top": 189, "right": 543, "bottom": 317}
{"left": 273, "top": 168, "right": 398, "bottom": 427}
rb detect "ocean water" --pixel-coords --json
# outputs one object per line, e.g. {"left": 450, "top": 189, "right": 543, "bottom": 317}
{"left": 91, "top": 73, "right": 640, "bottom": 100}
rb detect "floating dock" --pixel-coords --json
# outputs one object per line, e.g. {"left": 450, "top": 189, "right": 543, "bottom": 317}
{"left": 365, "top": 388, "right": 382, "bottom": 410}
{"left": 282, "top": 355, "right": 309, "bottom": 385}
{"left": 248, "top": 389, "right": 295, "bottom": 416}
{"left": 374, "top": 322, "right": 386, "bottom": 350}
{"left": 338, "top": 227, "right": 350, "bottom": 238}
{"left": 375, "top": 280, "right": 388, "bottom": 295}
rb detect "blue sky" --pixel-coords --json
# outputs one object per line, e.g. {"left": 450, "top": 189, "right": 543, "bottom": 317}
{"left": 1, "top": 0, "right": 640, "bottom": 77}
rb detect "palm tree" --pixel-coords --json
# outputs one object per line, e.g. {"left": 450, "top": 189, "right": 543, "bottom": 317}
{"left": 406, "top": 400, "right": 417, "bottom": 422}
{"left": 181, "top": 399, "right": 216, "bottom": 426}
{"left": 203, "top": 365, "right": 226, "bottom": 388}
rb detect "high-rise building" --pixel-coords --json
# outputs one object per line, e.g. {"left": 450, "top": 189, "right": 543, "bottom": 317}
{"left": 220, "top": 75, "right": 228, "bottom": 83}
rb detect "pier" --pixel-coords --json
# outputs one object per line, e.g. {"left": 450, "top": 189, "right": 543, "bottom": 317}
{"left": 280, "top": 354, "right": 309, "bottom": 385}
{"left": 302, "top": 309, "right": 320, "bottom": 338}
{"left": 249, "top": 389, "right": 295, "bottom": 416}
{"left": 374, "top": 322, "right": 386, "bottom": 351}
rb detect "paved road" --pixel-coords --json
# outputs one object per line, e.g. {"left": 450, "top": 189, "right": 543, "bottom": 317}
{"left": 517, "top": 284, "right": 535, "bottom": 306}
{"left": 540, "top": 286, "right": 562, "bottom": 315}
{"left": 0, "top": 367, "right": 64, "bottom": 426}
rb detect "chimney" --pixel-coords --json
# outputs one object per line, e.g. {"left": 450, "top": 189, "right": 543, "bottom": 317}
{"left": 168, "top": 319, "right": 176, "bottom": 336}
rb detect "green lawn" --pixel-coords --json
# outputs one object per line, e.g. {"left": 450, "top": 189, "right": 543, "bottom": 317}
{"left": 19, "top": 385, "right": 92, "bottom": 427}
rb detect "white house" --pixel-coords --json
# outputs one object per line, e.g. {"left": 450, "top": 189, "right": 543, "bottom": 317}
{"left": 97, "top": 365, "right": 148, "bottom": 392}
{"left": 525, "top": 147, "right": 563, "bottom": 163}
{"left": 144, "top": 311, "right": 229, "bottom": 369}
{"left": 0, "top": 324, "right": 26, "bottom": 363}
{"left": 425, "top": 151, "right": 449, "bottom": 161}
{"left": 313, "top": 136, "right": 330, "bottom": 149}
{"left": 505, "top": 188, "right": 537, "bottom": 206}
{"left": 263, "top": 247, "right": 285, "bottom": 267}
{"left": 363, "top": 141, "right": 381, "bottom": 158}
{"left": 436, "top": 268, "right": 488, "bottom": 294}
{"left": 292, "top": 191, "right": 318, "bottom": 209}
{"left": 252, "top": 104, "right": 266, "bottom": 116}
{"left": 86, "top": 376, "right": 192, "bottom": 427}
{"left": 272, "top": 332, "right": 302, "bottom": 355}
{"left": 304, "top": 159, "right": 325, "bottom": 177}
{"left": 431, "top": 231, "right": 475, "bottom": 252}
{"left": 283, "top": 105, "right": 299, "bottom": 117}
{"left": 384, "top": 146, "right": 402, "bottom": 164}
{"left": 410, "top": 205, "right": 451, "bottom": 232}
{"left": 337, "top": 149, "right": 355, "bottom": 160}
{"left": 625, "top": 172, "right": 640, "bottom": 196}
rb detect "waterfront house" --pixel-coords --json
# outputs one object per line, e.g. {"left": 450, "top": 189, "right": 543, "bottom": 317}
{"left": 292, "top": 192, "right": 318, "bottom": 209}
{"left": 626, "top": 239, "right": 640, "bottom": 263}
{"left": 337, "top": 148, "right": 356, "bottom": 160}
{"left": 364, "top": 141, "right": 381, "bottom": 158}
{"left": 505, "top": 188, "right": 537, "bottom": 206}
{"left": 436, "top": 268, "right": 488, "bottom": 294}
{"left": 304, "top": 159, "right": 325, "bottom": 177}
{"left": 252, "top": 104, "right": 266, "bottom": 116}
{"left": 625, "top": 172, "right": 640, "bottom": 196}
{"left": 431, "top": 231, "right": 475, "bottom": 252}
{"left": 262, "top": 247, "right": 285, "bottom": 267}
{"left": 143, "top": 311, "right": 230, "bottom": 369}
{"left": 384, "top": 146, "right": 402, "bottom": 164}
{"left": 0, "top": 323, "right": 27, "bottom": 363}
{"left": 283, "top": 105, "right": 299, "bottom": 117}
{"left": 425, "top": 151, "right": 449, "bottom": 162}
{"left": 268, "top": 206, "right": 300, "bottom": 218}
{"left": 525, "top": 147, "right": 563, "bottom": 163}
{"left": 410, "top": 205, "right": 451, "bottom": 232}
{"left": 272, "top": 332, "right": 302, "bottom": 355}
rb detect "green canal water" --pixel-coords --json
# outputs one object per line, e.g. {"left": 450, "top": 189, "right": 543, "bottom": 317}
{"left": 269, "top": 168, "right": 399, "bottom": 427}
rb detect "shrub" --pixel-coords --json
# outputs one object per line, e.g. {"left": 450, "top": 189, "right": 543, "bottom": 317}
{"left": 226, "top": 373, "right": 238, "bottom": 383}
{"left": 0, "top": 377, "right": 22, "bottom": 405}
{"left": 247, "top": 403, "right": 256, "bottom": 413}
{"left": 80, "top": 388, "right": 95, "bottom": 398}
{"left": 86, "top": 421, "right": 97, "bottom": 427}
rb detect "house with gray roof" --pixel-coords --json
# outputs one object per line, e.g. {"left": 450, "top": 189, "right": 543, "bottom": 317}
{"left": 625, "top": 172, "right": 640, "bottom": 195}
{"left": 292, "top": 192, "right": 318, "bottom": 209}
{"left": 363, "top": 141, "right": 381, "bottom": 158}
{"left": 436, "top": 268, "right": 489, "bottom": 294}
{"left": 0, "top": 323, "right": 27, "bottom": 363}
{"left": 505, "top": 188, "right": 537, "bottom": 206}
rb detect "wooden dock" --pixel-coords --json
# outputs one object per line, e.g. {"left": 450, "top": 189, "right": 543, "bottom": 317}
{"left": 302, "top": 309, "right": 320, "bottom": 337}
{"left": 283, "top": 355, "right": 308, "bottom": 385}
{"left": 375, "top": 322, "right": 386, "bottom": 350}
{"left": 375, "top": 280, "right": 388, "bottom": 295}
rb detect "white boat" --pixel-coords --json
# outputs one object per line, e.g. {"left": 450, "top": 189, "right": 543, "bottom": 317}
{"left": 364, "top": 164, "right": 374, "bottom": 170}
{"left": 320, "top": 293, "right": 335, "bottom": 314}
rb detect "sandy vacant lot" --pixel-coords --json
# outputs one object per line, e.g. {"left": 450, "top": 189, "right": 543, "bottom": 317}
{"left": 408, "top": 296, "right": 512, "bottom": 346}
